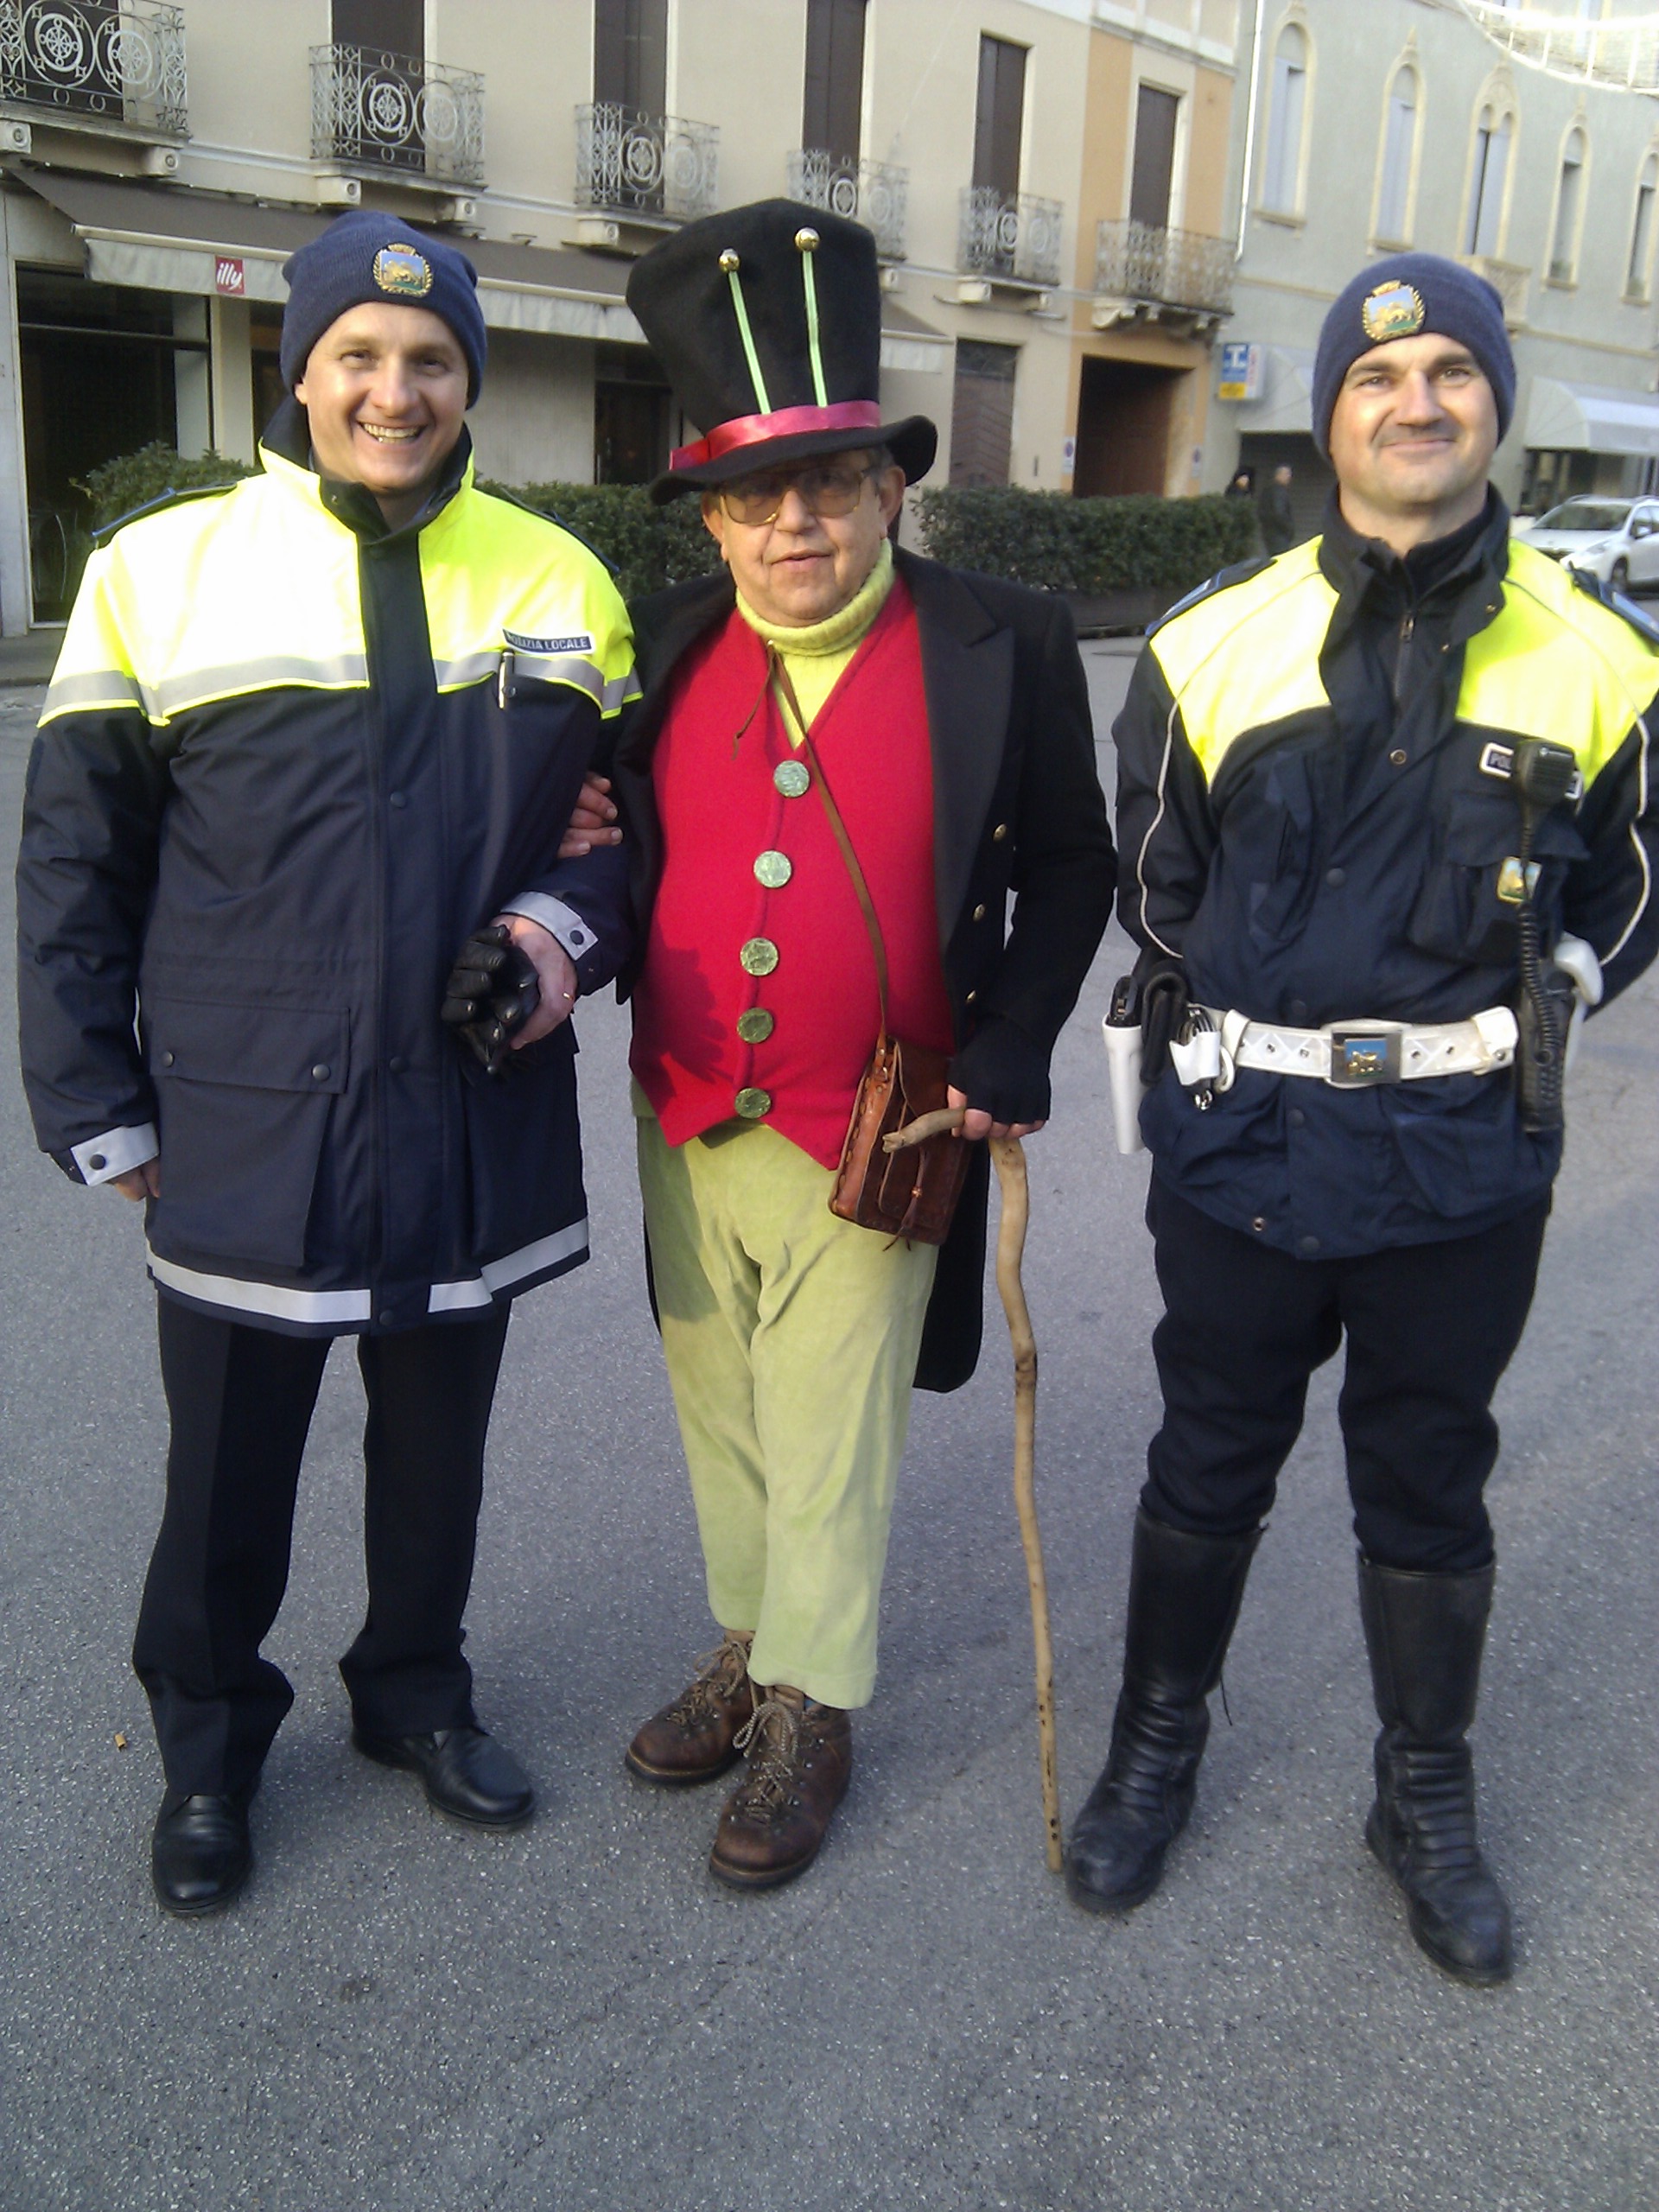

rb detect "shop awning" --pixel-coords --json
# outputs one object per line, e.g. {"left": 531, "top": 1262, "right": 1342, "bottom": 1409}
{"left": 1524, "top": 375, "right": 1659, "bottom": 459}
{"left": 12, "top": 168, "right": 947, "bottom": 361}
{"left": 12, "top": 168, "right": 643, "bottom": 341}
{"left": 1230, "top": 345, "right": 1315, "bottom": 434}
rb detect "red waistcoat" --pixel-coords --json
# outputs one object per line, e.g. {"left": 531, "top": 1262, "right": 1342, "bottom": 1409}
{"left": 631, "top": 578, "right": 954, "bottom": 1168}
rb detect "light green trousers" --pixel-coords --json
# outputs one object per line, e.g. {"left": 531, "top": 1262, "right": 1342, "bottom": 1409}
{"left": 636, "top": 1100, "right": 938, "bottom": 1708}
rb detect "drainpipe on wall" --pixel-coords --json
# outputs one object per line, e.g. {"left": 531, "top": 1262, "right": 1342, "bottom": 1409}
{"left": 1236, "top": 0, "right": 1266, "bottom": 263}
{"left": 0, "top": 191, "right": 33, "bottom": 635}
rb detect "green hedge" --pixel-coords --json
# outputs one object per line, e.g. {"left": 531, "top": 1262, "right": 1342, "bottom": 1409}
{"left": 481, "top": 480, "right": 722, "bottom": 601}
{"left": 75, "top": 441, "right": 258, "bottom": 531}
{"left": 912, "top": 486, "right": 1257, "bottom": 596}
{"left": 75, "top": 452, "right": 1254, "bottom": 607}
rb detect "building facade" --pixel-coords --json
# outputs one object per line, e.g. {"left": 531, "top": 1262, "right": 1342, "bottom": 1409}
{"left": 1210, "top": 0, "right": 1659, "bottom": 537}
{"left": 0, "top": 0, "right": 1243, "bottom": 632}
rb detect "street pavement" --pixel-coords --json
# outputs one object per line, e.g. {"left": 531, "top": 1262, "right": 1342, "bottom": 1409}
{"left": 2, "top": 645, "right": 1656, "bottom": 2212}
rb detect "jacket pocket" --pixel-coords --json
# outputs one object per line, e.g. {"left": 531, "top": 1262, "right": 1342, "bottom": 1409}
{"left": 1228, "top": 752, "right": 1320, "bottom": 950}
{"left": 459, "top": 1023, "right": 584, "bottom": 1263}
{"left": 145, "top": 999, "right": 348, "bottom": 1269}
{"left": 1407, "top": 786, "right": 1587, "bottom": 963}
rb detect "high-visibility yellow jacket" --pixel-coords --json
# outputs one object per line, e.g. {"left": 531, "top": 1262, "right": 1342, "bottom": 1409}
{"left": 17, "top": 410, "right": 639, "bottom": 1332}
{"left": 1115, "top": 495, "right": 1658, "bottom": 1257}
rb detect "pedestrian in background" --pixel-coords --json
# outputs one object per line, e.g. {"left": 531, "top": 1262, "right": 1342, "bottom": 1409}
{"left": 611, "top": 200, "right": 1114, "bottom": 1891}
{"left": 1259, "top": 461, "right": 1297, "bottom": 554}
{"left": 1071, "top": 252, "right": 1658, "bottom": 1982}
{"left": 16, "top": 213, "right": 633, "bottom": 1915}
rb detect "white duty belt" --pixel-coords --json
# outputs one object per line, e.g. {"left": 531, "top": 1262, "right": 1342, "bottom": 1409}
{"left": 1168, "top": 1006, "right": 1520, "bottom": 1093}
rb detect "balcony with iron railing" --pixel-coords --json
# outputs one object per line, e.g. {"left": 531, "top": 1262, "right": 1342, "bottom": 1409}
{"left": 0, "top": 0, "right": 187, "bottom": 138}
{"left": 786, "top": 149, "right": 906, "bottom": 263}
{"left": 575, "top": 101, "right": 718, "bottom": 226}
{"left": 1094, "top": 219, "right": 1233, "bottom": 321}
{"left": 311, "top": 43, "right": 484, "bottom": 188}
{"left": 957, "top": 187, "right": 1063, "bottom": 290}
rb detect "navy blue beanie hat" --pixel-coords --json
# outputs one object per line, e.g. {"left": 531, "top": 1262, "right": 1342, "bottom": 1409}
{"left": 279, "top": 211, "right": 486, "bottom": 404}
{"left": 1311, "top": 251, "right": 1515, "bottom": 458}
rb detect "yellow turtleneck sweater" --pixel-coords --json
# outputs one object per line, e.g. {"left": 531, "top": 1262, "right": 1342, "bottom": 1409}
{"left": 734, "top": 539, "right": 895, "bottom": 744}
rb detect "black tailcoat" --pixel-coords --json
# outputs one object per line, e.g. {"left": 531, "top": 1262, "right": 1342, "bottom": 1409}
{"left": 613, "top": 548, "right": 1116, "bottom": 1389}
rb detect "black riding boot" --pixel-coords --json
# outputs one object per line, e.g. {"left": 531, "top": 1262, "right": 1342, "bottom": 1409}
{"left": 1066, "top": 1510, "right": 1260, "bottom": 1913}
{"left": 1358, "top": 1556, "right": 1513, "bottom": 1986}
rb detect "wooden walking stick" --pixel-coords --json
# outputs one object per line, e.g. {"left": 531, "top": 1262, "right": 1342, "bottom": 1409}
{"left": 882, "top": 1110, "right": 1063, "bottom": 1872}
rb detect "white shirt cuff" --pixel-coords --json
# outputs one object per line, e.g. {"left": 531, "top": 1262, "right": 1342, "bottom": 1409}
{"left": 499, "top": 893, "right": 600, "bottom": 966}
{"left": 73, "top": 1123, "right": 159, "bottom": 1185}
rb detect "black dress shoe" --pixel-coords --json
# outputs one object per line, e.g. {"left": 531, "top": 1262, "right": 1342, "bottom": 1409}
{"left": 151, "top": 1790, "right": 253, "bottom": 1916}
{"left": 351, "top": 1724, "right": 534, "bottom": 1828}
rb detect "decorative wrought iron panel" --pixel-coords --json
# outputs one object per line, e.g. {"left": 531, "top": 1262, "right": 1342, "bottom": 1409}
{"left": 311, "top": 42, "right": 484, "bottom": 186}
{"left": 0, "top": 0, "right": 187, "bottom": 136}
{"left": 1094, "top": 220, "right": 1234, "bottom": 315}
{"left": 574, "top": 101, "right": 717, "bottom": 222}
{"left": 786, "top": 149, "right": 906, "bottom": 263}
{"left": 957, "top": 188, "right": 1062, "bottom": 288}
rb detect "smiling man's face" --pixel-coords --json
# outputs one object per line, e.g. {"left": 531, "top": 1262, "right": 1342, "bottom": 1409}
{"left": 295, "top": 302, "right": 468, "bottom": 523}
{"left": 1328, "top": 333, "right": 1498, "bottom": 549}
{"left": 700, "top": 451, "right": 906, "bottom": 626}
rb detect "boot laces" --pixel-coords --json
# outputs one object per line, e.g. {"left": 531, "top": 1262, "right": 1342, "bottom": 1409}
{"left": 664, "top": 1634, "right": 751, "bottom": 1726}
{"left": 729, "top": 1694, "right": 804, "bottom": 1817}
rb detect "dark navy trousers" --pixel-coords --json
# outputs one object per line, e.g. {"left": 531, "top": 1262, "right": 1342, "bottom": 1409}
{"left": 133, "top": 1295, "right": 511, "bottom": 1801}
{"left": 1142, "top": 1178, "right": 1549, "bottom": 1573}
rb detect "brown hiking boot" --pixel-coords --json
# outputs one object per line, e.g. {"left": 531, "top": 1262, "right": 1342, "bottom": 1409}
{"left": 626, "top": 1632, "right": 755, "bottom": 1786}
{"left": 709, "top": 1685, "right": 852, "bottom": 1891}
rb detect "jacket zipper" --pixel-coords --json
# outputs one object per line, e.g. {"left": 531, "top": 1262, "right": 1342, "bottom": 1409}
{"left": 1393, "top": 607, "right": 1415, "bottom": 702}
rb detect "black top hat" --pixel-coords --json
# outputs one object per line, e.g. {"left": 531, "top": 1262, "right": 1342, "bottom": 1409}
{"left": 626, "top": 198, "right": 937, "bottom": 504}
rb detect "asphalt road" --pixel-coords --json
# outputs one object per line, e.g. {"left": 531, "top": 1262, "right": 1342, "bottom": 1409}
{"left": 3, "top": 645, "right": 1657, "bottom": 2212}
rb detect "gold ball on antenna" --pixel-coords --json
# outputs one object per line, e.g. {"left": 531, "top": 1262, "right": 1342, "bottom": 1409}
{"left": 718, "top": 249, "right": 741, "bottom": 272}
{"left": 794, "top": 227, "right": 821, "bottom": 252}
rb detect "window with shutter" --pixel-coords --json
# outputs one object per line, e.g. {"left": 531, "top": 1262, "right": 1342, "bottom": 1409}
{"left": 804, "top": 0, "right": 867, "bottom": 162}
{"left": 332, "top": 0, "right": 423, "bottom": 60}
{"left": 594, "top": 0, "right": 668, "bottom": 113}
{"left": 973, "top": 37, "right": 1027, "bottom": 198}
{"left": 1129, "top": 86, "right": 1179, "bottom": 232}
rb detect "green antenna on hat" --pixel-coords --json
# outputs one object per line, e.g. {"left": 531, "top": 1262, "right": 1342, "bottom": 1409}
{"left": 719, "top": 249, "right": 773, "bottom": 416}
{"left": 795, "top": 226, "right": 830, "bottom": 408}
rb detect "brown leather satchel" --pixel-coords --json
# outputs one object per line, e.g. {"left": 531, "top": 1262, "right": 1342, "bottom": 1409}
{"left": 770, "top": 652, "right": 973, "bottom": 1247}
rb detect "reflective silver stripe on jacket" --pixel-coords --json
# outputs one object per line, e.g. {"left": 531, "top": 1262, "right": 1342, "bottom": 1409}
{"left": 145, "top": 1215, "right": 589, "bottom": 1328}
{"left": 427, "top": 1219, "right": 589, "bottom": 1313}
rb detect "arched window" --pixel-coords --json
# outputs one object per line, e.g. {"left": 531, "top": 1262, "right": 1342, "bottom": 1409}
{"left": 1628, "top": 153, "right": 1657, "bottom": 300}
{"left": 1376, "top": 67, "right": 1418, "bottom": 243}
{"left": 1262, "top": 23, "right": 1308, "bottom": 215}
{"left": 1549, "top": 127, "right": 1586, "bottom": 283}
{"left": 1465, "top": 105, "right": 1514, "bottom": 257}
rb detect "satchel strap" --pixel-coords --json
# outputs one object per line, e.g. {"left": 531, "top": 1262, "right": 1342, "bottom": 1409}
{"left": 767, "top": 646, "right": 890, "bottom": 1041}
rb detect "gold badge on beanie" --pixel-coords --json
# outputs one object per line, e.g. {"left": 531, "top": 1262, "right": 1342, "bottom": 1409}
{"left": 1361, "top": 280, "right": 1427, "bottom": 345}
{"left": 372, "top": 242, "right": 433, "bottom": 299}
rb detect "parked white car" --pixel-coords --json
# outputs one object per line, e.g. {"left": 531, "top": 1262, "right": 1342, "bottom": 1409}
{"left": 1514, "top": 497, "right": 1659, "bottom": 593}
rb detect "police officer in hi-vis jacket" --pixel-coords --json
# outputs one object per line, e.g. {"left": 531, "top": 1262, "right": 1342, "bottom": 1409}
{"left": 1072, "top": 253, "right": 1658, "bottom": 1982}
{"left": 16, "top": 213, "right": 634, "bottom": 1915}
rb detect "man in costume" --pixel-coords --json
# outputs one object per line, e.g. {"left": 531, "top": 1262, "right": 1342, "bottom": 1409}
{"left": 16, "top": 212, "right": 635, "bottom": 1913}
{"left": 613, "top": 200, "right": 1115, "bottom": 1890}
{"left": 1071, "top": 253, "right": 1658, "bottom": 1981}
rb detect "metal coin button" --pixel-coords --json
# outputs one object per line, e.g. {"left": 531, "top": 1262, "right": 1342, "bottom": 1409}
{"left": 736, "top": 1007, "right": 774, "bottom": 1044}
{"left": 753, "top": 849, "right": 792, "bottom": 888}
{"left": 741, "top": 937, "right": 779, "bottom": 976}
{"left": 773, "top": 760, "right": 810, "bottom": 798}
{"left": 734, "top": 1087, "right": 772, "bottom": 1119}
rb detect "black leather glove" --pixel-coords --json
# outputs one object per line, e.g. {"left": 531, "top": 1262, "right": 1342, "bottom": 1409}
{"left": 948, "top": 1014, "right": 1052, "bottom": 1127}
{"left": 440, "top": 923, "right": 540, "bottom": 1076}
